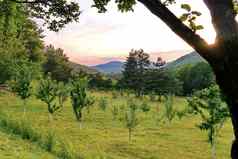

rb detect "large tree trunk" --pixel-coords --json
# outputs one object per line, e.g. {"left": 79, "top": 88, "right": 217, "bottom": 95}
{"left": 208, "top": 46, "right": 238, "bottom": 159}
{"left": 216, "top": 72, "right": 238, "bottom": 159}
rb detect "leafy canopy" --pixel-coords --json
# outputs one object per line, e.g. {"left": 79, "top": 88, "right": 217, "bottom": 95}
{"left": 187, "top": 85, "right": 230, "bottom": 145}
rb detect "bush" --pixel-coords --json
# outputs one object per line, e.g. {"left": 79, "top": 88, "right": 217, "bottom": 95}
{"left": 140, "top": 101, "right": 150, "bottom": 113}
{"left": 99, "top": 97, "right": 108, "bottom": 111}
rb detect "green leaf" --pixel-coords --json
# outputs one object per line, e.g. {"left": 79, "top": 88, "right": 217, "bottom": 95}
{"left": 180, "top": 13, "right": 189, "bottom": 22}
{"left": 191, "top": 11, "right": 202, "bottom": 16}
{"left": 196, "top": 25, "right": 204, "bottom": 30}
{"left": 181, "top": 4, "right": 191, "bottom": 12}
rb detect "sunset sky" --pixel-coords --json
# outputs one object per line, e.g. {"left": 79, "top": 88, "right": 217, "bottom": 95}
{"left": 43, "top": 0, "right": 216, "bottom": 66}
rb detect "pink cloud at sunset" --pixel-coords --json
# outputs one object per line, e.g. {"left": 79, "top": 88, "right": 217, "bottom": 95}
{"left": 67, "top": 50, "right": 190, "bottom": 66}
{"left": 43, "top": 0, "right": 216, "bottom": 66}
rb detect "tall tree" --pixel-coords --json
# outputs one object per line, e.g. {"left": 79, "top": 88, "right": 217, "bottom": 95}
{"left": 0, "top": 1, "right": 44, "bottom": 83}
{"left": 144, "top": 68, "right": 182, "bottom": 97}
{"left": 122, "top": 49, "right": 150, "bottom": 96}
{"left": 43, "top": 45, "right": 72, "bottom": 82}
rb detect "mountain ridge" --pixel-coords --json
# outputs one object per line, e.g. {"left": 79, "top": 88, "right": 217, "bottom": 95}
{"left": 92, "top": 61, "right": 124, "bottom": 74}
{"left": 71, "top": 51, "right": 206, "bottom": 74}
{"left": 165, "top": 51, "right": 206, "bottom": 69}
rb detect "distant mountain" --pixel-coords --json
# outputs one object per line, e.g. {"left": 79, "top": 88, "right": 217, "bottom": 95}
{"left": 69, "top": 62, "right": 98, "bottom": 74}
{"left": 165, "top": 51, "right": 206, "bottom": 69}
{"left": 92, "top": 61, "right": 124, "bottom": 74}
{"left": 88, "top": 51, "right": 204, "bottom": 74}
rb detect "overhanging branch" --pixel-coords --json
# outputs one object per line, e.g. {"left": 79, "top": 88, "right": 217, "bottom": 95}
{"left": 9, "top": 0, "right": 46, "bottom": 4}
{"left": 138, "top": 0, "right": 211, "bottom": 59}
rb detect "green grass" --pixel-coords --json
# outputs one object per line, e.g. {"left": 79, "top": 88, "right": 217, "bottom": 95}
{"left": 0, "top": 128, "right": 54, "bottom": 159}
{"left": 0, "top": 91, "right": 234, "bottom": 159}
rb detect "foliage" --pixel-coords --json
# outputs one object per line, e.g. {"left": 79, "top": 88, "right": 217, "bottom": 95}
{"left": 187, "top": 85, "right": 230, "bottom": 158}
{"left": 177, "top": 62, "right": 215, "bottom": 95}
{"left": 8, "top": 60, "right": 36, "bottom": 101}
{"left": 0, "top": 3, "right": 44, "bottom": 84}
{"left": 93, "top": 0, "right": 136, "bottom": 13}
{"left": 70, "top": 77, "right": 95, "bottom": 122}
{"left": 43, "top": 45, "right": 73, "bottom": 82}
{"left": 8, "top": 59, "right": 39, "bottom": 116}
{"left": 57, "top": 82, "right": 70, "bottom": 108}
{"left": 121, "top": 50, "right": 181, "bottom": 96}
{"left": 88, "top": 73, "right": 114, "bottom": 90}
{"left": 36, "top": 75, "right": 61, "bottom": 116}
{"left": 180, "top": 4, "right": 203, "bottom": 32}
{"left": 121, "top": 49, "right": 150, "bottom": 96}
{"left": 140, "top": 101, "right": 150, "bottom": 113}
{"left": 124, "top": 101, "right": 139, "bottom": 142}
{"left": 99, "top": 97, "right": 108, "bottom": 111}
{"left": 164, "top": 95, "right": 176, "bottom": 124}
{"left": 144, "top": 68, "right": 182, "bottom": 96}
{"left": 127, "top": 99, "right": 138, "bottom": 112}
{"left": 2, "top": 0, "right": 81, "bottom": 32}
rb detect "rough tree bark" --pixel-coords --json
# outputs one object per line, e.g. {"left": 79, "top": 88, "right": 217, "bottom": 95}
{"left": 137, "top": 0, "right": 238, "bottom": 158}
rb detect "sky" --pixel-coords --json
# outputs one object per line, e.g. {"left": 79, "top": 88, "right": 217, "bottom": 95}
{"left": 43, "top": 0, "right": 216, "bottom": 66}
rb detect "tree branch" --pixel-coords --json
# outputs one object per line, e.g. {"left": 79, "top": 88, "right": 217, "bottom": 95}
{"left": 203, "top": 0, "right": 238, "bottom": 43}
{"left": 9, "top": 0, "right": 46, "bottom": 3}
{"left": 138, "top": 0, "right": 211, "bottom": 60}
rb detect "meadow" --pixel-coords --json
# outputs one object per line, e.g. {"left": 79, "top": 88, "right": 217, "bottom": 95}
{"left": 0, "top": 90, "right": 233, "bottom": 159}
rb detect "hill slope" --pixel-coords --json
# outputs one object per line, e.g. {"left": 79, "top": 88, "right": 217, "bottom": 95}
{"left": 69, "top": 62, "right": 98, "bottom": 74}
{"left": 86, "top": 52, "right": 205, "bottom": 74}
{"left": 92, "top": 61, "right": 124, "bottom": 74}
{"left": 165, "top": 51, "right": 206, "bottom": 69}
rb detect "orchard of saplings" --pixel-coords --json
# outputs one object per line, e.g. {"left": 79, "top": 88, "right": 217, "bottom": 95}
{"left": 0, "top": 1, "right": 233, "bottom": 158}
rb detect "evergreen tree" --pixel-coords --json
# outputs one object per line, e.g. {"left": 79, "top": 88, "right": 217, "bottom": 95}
{"left": 144, "top": 68, "right": 182, "bottom": 97}
{"left": 122, "top": 49, "right": 150, "bottom": 96}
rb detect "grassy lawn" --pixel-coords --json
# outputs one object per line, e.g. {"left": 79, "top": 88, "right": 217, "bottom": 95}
{"left": 0, "top": 91, "right": 234, "bottom": 159}
{"left": 0, "top": 128, "right": 54, "bottom": 159}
